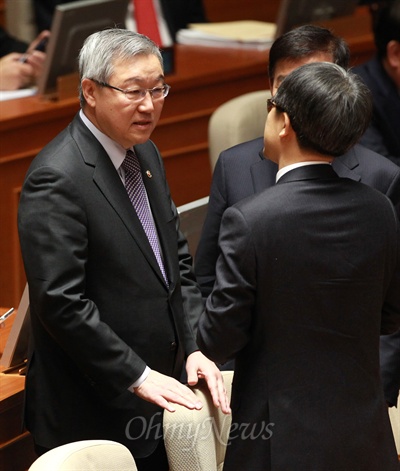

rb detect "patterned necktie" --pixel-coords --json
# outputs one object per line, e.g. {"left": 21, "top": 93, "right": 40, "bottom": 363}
{"left": 133, "top": 0, "right": 162, "bottom": 46}
{"left": 122, "top": 150, "right": 168, "bottom": 285}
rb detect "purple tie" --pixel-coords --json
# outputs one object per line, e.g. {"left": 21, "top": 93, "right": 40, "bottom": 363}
{"left": 122, "top": 150, "right": 168, "bottom": 285}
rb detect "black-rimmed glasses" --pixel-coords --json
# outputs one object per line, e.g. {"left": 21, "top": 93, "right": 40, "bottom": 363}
{"left": 92, "top": 79, "right": 171, "bottom": 102}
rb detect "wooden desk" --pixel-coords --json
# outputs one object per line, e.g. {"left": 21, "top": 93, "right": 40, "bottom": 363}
{"left": 0, "top": 8, "right": 375, "bottom": 309}
{"left": 0, "top": 308, "right": 36, "bottom": 471}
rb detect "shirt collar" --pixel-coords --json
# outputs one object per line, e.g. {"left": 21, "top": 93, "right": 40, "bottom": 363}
{"left": 276, "top": 161, "right": 331, "bottom": 182}
{"left": 79, "top": 109, "right": 128, "bottom": 171}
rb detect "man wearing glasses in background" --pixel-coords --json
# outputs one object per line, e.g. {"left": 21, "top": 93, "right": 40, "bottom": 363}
{"left": 17, "top": 28, "right": 229, "bottom": 471}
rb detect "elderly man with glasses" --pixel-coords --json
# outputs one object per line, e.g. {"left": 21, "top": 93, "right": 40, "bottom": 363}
{"left": 18, "top": 28, "right": 230, "bottom": 471}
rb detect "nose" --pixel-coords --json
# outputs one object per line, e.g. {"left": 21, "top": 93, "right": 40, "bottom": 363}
{"left": 138, "top": 91, "right": 155, "bottom": 111}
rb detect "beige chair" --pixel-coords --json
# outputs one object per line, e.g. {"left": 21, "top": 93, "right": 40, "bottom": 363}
{"left": 28, "top": 439, "right": 138, "bottom": 471}
{"left": 164, "top": 370, "right": 234, "bottom": 471}
{"left": 177, "top": 196, "right": 209, "bottom": 257}
{"left": 208, "top": 90, "right": 271, "bottom": 171}
{"left": 388, "top": 399, "right": 400, "bottom": 458}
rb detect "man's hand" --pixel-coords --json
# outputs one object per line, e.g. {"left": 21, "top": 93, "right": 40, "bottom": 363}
{"left": 186, "top": 351, "right": 232, "bottom": 414}
{"left": 134, "top": 370, "right": 203, "bottom": 413}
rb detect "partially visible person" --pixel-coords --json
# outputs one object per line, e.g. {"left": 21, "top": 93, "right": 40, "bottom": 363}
{"left": 33, "top": 0, "right": 207, "bottom": 41}
{"left": 0, "top": 27, "right": 50, "bottom": 90}
{"left": 0, "top": 26, "right": 28, "bottom": 55}
{"left": 197, "top": 61, "right": 400, "bottom": 471}
{"left": 354, "top": 0, "right": 400, "bottom": 165}
{"left": 195, "top": 25, "right": 400, "bottom": 301}
{"left": 18, "top": 28, "right": 229, "bottom": 471}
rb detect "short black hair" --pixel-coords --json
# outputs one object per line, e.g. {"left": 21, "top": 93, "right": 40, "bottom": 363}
{"left": 373, "top": 0, "right": 400, "bottom": 59}
{"left": 272, "top": 62, "right": 372, "bottom": 157}
{"left": 268, "top": 25, "right": 350, "bottom": 84}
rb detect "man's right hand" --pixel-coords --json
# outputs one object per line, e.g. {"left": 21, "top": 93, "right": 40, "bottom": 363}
{"left": 134, "top": 370, "right": 204, "bottom": 412}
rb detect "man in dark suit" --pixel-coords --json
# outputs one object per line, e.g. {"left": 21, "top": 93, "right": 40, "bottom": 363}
{"left": 353, "top": 0, "right": 400, "bottom": 166}
{"left": 197, "top": 61, "right": 400, "bottom": 471}
{"left": 195, "top": 25, "right": 400, "bottom": 299}
{"left": 18, "top": 29, "right": 229, "bottom": 471}
{"left": 195, "top": 25, "right": 400, "bottom": 397}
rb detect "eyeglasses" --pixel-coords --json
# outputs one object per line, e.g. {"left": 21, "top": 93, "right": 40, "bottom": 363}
{"left": 267, "top": 98, "right": 277, "bottom": 113}
{"left": 92, "top": 79, "right": 171, "bottom": 102}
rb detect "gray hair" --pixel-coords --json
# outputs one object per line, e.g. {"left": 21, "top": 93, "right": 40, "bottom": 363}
{"left": 78, "top": 28, "right": 163, "bottom": 107}
{"left": 272, "top": 62, "right": 372, "bottom": 157}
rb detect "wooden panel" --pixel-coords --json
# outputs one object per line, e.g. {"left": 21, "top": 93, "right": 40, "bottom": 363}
{"left": 0, "top": 0, "right": 4, "bottom": 29}
{"left": 0, "top": 431, "right": 36, "bottom": 471}
{"left": 0, "top": 308, "right": 37, "bottom": 471}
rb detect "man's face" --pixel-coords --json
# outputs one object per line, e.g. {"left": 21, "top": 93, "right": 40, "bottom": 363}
{"left": 270, "top": 52, "right": 333, "bottom": 95}
{"left": 84, "top": 54, "right": 165, "bottom": 149}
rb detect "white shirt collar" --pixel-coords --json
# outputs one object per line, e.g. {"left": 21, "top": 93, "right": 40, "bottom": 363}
{"left": 79, "top": 109, "right": 128, "bottom": 172}
{"left": 276, "top": 161, "right": 331, "bottom": 182}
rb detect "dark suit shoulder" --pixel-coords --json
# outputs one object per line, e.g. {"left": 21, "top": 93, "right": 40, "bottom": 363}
{"left": 335, "top": 144, "right": 400, "bottom": 207}
{"left": 219, "top": 137, "right": 264, "bottom": 164}
{"left": 214, "top": 137, "right": 277, "bottom": 204}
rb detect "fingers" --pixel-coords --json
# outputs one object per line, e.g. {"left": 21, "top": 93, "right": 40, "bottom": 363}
{"left": 26, "top": 51, "right": 46, "bottom": 79}
{"left": 134, "top": 370, "right": 203, "bottom": 412}
{"left": 186, "top": 351, "right": 232, "bottom": 415}
{"left": 204, "top": 372, "right": 232, "bottom": 415}
{"left": 27, "top": 30, "right": 51, "bottom": 54}
{"left": 0, "top": 54, "right": 33, "bottom": 90}
{"left": 186, "top": 367, "right": 200, "bottom": 386}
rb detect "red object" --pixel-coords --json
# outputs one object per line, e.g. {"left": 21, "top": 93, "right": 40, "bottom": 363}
{"left": 133, "top": 0, "right": 162, "bottom": 46}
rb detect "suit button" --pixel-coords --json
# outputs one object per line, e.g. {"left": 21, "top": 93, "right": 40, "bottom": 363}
{"left": 170, "top": 341, "right": 177, "bottom": 351}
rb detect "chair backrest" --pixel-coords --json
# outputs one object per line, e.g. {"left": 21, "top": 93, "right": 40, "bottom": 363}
{"left": 208, "top": 90, "right": 271, "bottom": 171}
{"left": 28, "top": 439, "right": 138, "bottom": 471}
{"left": 177, "top": 196, "right": 209, "bottom": 257}
{"left": 389, "top": 402, "right": 400, "bottom": 458}
{"left": 163, "top": 370, "right": 234, "bottom": 471}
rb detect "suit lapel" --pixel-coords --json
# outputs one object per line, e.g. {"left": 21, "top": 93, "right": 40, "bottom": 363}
{"left": 71, "top": 115, "right": 167, "bottom": 287}
{"left": 333, "top": 147, "right": 361, "bottom": 182}
{"left": 251, "top": 150, "right": 278, "bottom": 192}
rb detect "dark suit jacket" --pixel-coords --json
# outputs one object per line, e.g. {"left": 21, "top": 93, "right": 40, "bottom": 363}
{"left": 197, "top": 165, "right": 400, "bottom": 471}
{"left": 33, "top": 0, "right": 207, "bottom": 39}
{"left": 354, "top": 56, "right": 400, "bottom": 165}
{"left": 195, "top": 138, "right": 400, "bottom": 297}
{"left": 18, "top": 113, "right": 203, "bottom": 456}
{"left": 0, "top": 26, "right": 28, "bottom": 57}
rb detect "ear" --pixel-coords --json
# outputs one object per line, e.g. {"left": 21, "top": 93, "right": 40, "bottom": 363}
{"left": 279, "top": 112, "right": 292, "bottom": 138}
{"left": 386, "top": 40, "right": 400, "bottom": 69}
{"left": 81, "top": 78, "right": 97, "bottom": 108}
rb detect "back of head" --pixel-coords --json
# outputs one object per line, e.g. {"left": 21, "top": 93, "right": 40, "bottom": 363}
{"left": 268, "top": 25, "right": 350, "bottom": 83}
{"left": 78, "top": 28, "right": 162, "bottom": 107}
{"left": 373, "top": 0, "right": 400, "bottom": 59}
{"left": 272, "top": 62, "right": 372, "bottom": 156}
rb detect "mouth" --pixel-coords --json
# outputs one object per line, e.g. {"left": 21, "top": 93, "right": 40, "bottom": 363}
{"left": 133, "top": 120, "right": 152, "bottom": 128}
